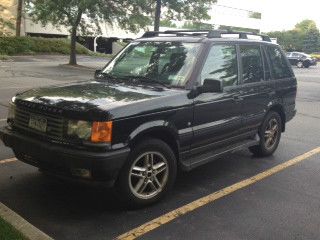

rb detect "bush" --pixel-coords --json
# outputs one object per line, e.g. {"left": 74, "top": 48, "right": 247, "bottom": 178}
{"left": 0, "top": 36, "right": 91, "bottom": 55}
{"left": 310, "top": 53, "right": 320, "bottom": 61}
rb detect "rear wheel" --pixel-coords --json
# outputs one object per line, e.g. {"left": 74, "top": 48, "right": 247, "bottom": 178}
{"left": 296, "top": 61, "right": 303, "bottom": 68}
{"left": 116, "top": 138, "right": 177, "bottom": 208}
{"left": 249, "top": 111, "right": 282, "bottom": 157}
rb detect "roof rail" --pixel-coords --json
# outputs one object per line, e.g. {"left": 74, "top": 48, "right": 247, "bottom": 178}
{"left": 207, "top": 30, "right": 272, "bottom": 42}
{"left": 140, "top": 30, "right": 272, "bottom": 42}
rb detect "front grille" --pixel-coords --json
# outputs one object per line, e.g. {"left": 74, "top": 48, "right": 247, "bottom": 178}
{"left": 13, "top": 105, "right": 65, "bottom": 139}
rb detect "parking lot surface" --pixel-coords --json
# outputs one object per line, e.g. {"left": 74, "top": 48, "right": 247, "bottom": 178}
{"left": 0, "top": 60, "right": 319, "bottom": 240}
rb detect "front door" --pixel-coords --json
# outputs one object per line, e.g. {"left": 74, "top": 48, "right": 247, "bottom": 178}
{"left": 191, "top": 44, "right": 243, "bottom": 156}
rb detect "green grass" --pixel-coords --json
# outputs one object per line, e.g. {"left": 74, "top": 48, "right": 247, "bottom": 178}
{"left": 0, "top": 54, "right": 10, "bottom": 60}
{"left": 0, "top": 218, "right": 25, "bottom": 240}
{"left": 0, "top": 36, "right": 108, "bottom": 56}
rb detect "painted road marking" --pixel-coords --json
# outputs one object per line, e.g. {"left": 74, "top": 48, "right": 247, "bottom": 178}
{"left": 117, "top": 147, "right": 320, "bottom": 240}
{"left": 0, "top": 158, "right": 17, "bottom": 164}
{"left": 0, "top": 119, "right": 6, "bottom": 122}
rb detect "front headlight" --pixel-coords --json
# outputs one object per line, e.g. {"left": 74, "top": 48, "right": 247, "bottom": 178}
{"left": 67, "top": 120, "right": 92, "bottom": 140}
{"left": 67, "top": 120, "right": 113, "bottom": 143}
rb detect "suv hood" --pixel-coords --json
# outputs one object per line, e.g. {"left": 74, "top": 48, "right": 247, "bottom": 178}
{"left": 14, "top": 80, "right": 176, "bottom": 120}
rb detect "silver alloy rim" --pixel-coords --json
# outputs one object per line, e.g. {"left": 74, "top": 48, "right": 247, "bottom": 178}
{"left": 129, "top": 151, "right": 169, "bottom": 200}
{"left": 297, "top": 62, "right": 303, "bottom": 68}
{"left": 264, "top": 118, "right": 279, "bottom": 149}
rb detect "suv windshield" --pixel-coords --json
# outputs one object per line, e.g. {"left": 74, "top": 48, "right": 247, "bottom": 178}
{"left": 102, "top": 41, "right": 201, "bottom": 87}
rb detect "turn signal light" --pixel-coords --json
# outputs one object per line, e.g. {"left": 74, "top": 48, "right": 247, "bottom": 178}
{"left": 91, "top": 121, "right": 113, "bottom": 143}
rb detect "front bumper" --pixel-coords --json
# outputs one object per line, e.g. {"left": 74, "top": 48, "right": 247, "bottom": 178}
{"left": 0, "top": 127, "right": 130, "bottom": 183}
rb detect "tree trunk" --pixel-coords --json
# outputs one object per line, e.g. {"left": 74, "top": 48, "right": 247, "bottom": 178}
{"left": 16, "top": 0, "right": 23, "bottom": 36}
{"left": 68, "top": 11, "right": 82, "bottom": 65}
{"left": 69, "top": 26, "right": 77, "bottom": 65}
{"left": 154, "top": 0, "right": 161, "bottom": 32}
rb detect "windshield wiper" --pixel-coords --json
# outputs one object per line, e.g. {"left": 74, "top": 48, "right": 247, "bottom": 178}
{"left": 122, "top": 75, "right": 171, "bottom": 89}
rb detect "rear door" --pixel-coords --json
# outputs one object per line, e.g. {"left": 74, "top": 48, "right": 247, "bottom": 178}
{"left": 190, "top": 43, "right": 243, "bottom": 155}
{"left": 238, "top": 44, "right": 275, "bottom": 133}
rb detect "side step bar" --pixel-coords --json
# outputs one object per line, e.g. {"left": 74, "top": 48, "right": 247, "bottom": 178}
{"left": 181, "top": 138, "right": 259, "bottom": 171}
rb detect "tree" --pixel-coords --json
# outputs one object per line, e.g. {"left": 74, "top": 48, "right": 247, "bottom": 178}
{"left": 295, "top": 19, "right": 317, "bottom": 33}
{"left": 16, "top": 0, "right": 23, "bottom": 36}
{"left": 303, "top": 28, "right": 320, "bottom": 53}
{"left": 266, "top": 19, "right": 320, "bottom": 53}
{"left": 26, "top": 0, "right": 153, "bottom": 65}
{"left": 154, "top": 0, "right": 217, "bottom": 31}
{"left": 160, "top": 19, "right": 177, "bottom": 28}
{"left": 0, "top": 4, "right": 15, "bottom": 36}
{"left": 182, "top": 21, "right": 213, "bottom": 30}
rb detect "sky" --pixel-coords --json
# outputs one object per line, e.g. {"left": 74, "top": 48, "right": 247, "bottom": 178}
{"left": 218, "top": 0, "right": 320, "bottom": 32}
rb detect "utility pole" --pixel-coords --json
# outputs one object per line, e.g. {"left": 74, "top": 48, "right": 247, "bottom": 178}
{"left": 154, "top": 0, "right": 161, "bottom": 31}
{"left": 16, "top": 0, "right": 23, "bottom": 36}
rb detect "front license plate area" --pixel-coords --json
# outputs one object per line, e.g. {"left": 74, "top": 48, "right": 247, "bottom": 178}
{"left": 28, "top": 115, "right": 47, "bottom": 132}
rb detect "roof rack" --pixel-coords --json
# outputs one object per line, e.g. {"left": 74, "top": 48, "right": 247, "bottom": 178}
{"left": 140, "top": 30, "right": 272, "bottom": 42}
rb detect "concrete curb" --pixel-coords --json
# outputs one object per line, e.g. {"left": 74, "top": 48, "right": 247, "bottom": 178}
{"left": 0, "top": 202, "right": 53, "bottom": 240}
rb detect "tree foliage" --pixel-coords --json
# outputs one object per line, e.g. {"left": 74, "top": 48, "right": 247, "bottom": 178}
{"left": 0, "top": 4, "right": 15, "bottom": 36}
{"left": 160, "top": 19, "right": 177, "bottom": 28}
{"left": 267, "top": 19, "right": 320, "bottom": 53}
{"left": 159, "top": 0, "right": 216, "bottom": 22}
{"left": 182, "top": 21, "right": 213, "bottom": 30}
{"left": 26, "top": 0, "right": 153, "bottom": 64}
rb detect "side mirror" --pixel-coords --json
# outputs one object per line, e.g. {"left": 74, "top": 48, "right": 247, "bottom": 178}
{"left": 199, "top": 79, "right": 223, "bottom": 93}
{"left": 94, "top": 69, "right": 103, "bottom": 78}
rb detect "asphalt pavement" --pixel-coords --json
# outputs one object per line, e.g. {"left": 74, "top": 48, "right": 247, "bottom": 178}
{"left": 0, "top": 58, "right": 319, "bottom": 240}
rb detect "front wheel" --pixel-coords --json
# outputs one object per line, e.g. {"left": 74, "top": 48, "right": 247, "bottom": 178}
{"left": 249, "top": 111, "right": 282, "bottom": 157}
{"left": 116, "top": 138, "right": 177, "bottom": 208}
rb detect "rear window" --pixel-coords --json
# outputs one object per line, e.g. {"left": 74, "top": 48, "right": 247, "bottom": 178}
{"left": 266, "top": 46, "right": 293, "bottom": 79}
{"left": 240, "top": 45, "right": 264, "bottom": 84}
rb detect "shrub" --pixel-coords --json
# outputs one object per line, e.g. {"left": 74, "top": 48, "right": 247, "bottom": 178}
{"left": 0, "top": 36, "right": 91, "bottom": 55}
{"left": 310, "top": 53, "right": 320, "bottom": 61}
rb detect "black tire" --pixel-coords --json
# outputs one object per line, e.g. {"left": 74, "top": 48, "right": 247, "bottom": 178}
{"left": 303, "top": 60, "right": 310, "bottom": 68}
{"left": 249, "top": 111, "right": 282, "bottom": 157}
{"left": 116, "top": 138, "right": 177, "bottom": 208}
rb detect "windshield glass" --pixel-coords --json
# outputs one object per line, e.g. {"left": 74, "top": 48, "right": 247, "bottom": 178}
{"left": 102, "top": 41, "right": 201, "bottom": 87}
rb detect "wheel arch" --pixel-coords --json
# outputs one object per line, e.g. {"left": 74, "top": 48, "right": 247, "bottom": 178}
{"left": 128, "top": 121, "right": 180, "bottom": 162}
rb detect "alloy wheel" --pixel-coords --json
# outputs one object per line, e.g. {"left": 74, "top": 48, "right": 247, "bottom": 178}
{"left": 129, "top": 152, "right": 169, "bottom": 200}
{"left": 264, "top": 118, "right": 279, "bottom": 150}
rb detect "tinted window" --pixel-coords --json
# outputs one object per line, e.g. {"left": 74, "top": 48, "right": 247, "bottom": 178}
{"left": 201, "top": 45, "right": 238, "bottom": 87}
{"left": 266, "top": 46, "right": 293, "bottom": 79}
{"left": 240, "top": 45, "right": 264, "bottom": 83}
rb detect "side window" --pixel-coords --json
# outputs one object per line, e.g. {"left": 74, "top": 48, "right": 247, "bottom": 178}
{"left": 266, "top": 46, "right": 293, "bottom": 79}
{"left": 240, "top": 45, "right": 264, "bottom": 84}
{"left": 200, "top": 45, "right": 238, "bottom": 87}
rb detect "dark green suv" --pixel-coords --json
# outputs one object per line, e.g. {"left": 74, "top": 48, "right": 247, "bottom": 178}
{"left": 0, "top": 30, "right": 297, "bottom": 207}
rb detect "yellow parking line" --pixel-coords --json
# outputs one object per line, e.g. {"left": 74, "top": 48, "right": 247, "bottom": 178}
{"left": 117, "top": 147, "right": 320, "bottom": 240}
{"left": 0, "top": 158, "right": 17, "bottom": 164}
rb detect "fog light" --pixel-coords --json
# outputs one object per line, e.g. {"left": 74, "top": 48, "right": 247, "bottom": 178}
{"left": 71, "top": 168, "right": 92, "bottom": 179}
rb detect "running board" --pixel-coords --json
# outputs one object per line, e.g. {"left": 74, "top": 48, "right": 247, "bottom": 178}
{"left": 181, "top": 138, "right": 260, "bottom": 171}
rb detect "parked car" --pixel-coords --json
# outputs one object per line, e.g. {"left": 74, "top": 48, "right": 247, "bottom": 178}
{"left": 286, "top": 52, "right": 317, "bottom": 68}
{"left": 0, "top": 30, "right": 297, "bottom": 207}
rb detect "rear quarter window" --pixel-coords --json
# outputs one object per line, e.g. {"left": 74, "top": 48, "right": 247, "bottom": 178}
{"left": 266, "top": 46, "right": 293, "bottom": 79}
